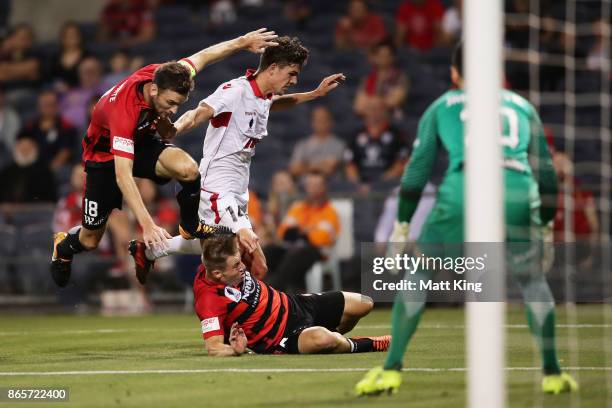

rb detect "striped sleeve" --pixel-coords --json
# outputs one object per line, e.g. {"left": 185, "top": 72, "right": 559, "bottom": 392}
{"left": 398, "top": 104, "right": 440, "bottom": 223}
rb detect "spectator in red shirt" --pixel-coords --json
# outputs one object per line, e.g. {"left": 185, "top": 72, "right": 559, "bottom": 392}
{"left": 53, "top": 164, "right": 86, "bottom": 234}
{"left": 335, "top": 0, "right": 387, "bottom": 50}
{"left": 353, "top": 41, "right": 409, "bottom": 118}
{"left": 552, "top": 151, "right": 599, "bottom": 242}
{"left": 98, "top": 0, "right": 156, "bottom": 47}
{"left": 395, "top": 0, "right": 445, "bottom": 52}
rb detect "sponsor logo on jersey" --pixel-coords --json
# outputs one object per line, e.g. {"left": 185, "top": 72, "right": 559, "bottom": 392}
{"left": 223, "top": 83, "right": 232, "bottom": 89}
{"left": 224, "top": 286, "right": 242, "bottom": 302}
{"left": 112, "top": 136, "right": 134, "bottom": 154}
{"left": 201, "top": 317, "right": 221, "bottom": 333}
{"left": 242, "top": 272, "right": 256, "bottom": 296}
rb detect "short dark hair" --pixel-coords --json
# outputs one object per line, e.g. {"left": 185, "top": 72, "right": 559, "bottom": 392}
{"left": 451, "top": 42, "right": 463, "bottom": 76}
{"left": 371, "top": 39, "right": 396, "bottom": 56}
{"left": 306, "top": 169, "right": 326, "bottom": 180}
{"left": 154, "top": 62, "right": 194, "bottom": 96}
{"left": 258, "top": 36, "right": 309, "bottom": 71}
{"left": 202, "top": 235, "right": 238, "bottom": 273}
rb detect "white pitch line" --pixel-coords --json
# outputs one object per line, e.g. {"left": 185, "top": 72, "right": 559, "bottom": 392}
{"left": 0, "top": 324, "right": 610, "bottom": 336}
{"left": 0, "top": 367, "right": 610, "bottom": 377}
{"left": 362, "top": 324, "right": 612, "bottom": 329}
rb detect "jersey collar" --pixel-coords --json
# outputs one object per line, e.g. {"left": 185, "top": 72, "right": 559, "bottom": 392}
{"left": 245, "top": 69, "right": 273, "bottom": 100}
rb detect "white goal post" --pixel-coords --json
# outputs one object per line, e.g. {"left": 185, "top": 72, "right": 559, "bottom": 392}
{"left": 465, "top": 0, "right": 506, "bottom": 407}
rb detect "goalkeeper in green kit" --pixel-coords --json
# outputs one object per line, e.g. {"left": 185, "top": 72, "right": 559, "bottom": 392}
{"left": 355, "top": 43, "right": 578, "bottom": 396}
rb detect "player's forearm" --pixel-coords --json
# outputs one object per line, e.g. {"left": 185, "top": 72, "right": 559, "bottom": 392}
{"left": 397, "top": 190, "right": 420, "bottom": 223}
{"left": 174, "top": 109, "right": 198, "bottom": 136}
{"left": 175, "top": 105, "right": 213, "bottom": 136}
{"left": 187, "top": 36, "right": 248, "bottom": 73}
{"left": 115, "top": 170, "right": 154, "bottom": 228}
{"left": 397, "top": 162, "right": 425, "bottom": 223}
{"left": 531, "top": 130, "right": 558, "bottom": 224}
{"left": 271, "top": 91, "right": 320, "bottom": 112}
{"left": 207, "top": 344, "right": 243, "bottom": 357}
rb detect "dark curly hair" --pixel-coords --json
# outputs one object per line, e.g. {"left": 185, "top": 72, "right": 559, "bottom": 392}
{"left": 258, "top": 36, "right": 309, "bottom": 71}
{"left": 154, "top": 62, "right": 195, "bottom": 96}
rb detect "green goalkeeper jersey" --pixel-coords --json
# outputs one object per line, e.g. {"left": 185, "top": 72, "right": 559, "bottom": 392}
{"left": 398, "top": 88, "right": 558, "bottom": 227}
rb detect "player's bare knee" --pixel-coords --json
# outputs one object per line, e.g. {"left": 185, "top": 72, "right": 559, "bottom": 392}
{"left": 343, "top": 292, "right": 373, "bottom": 318}
{"left": 178, "top": 163, "right": 199, "bottom": 182}
{"left": 360, "top": 295, "right": 374, "bottom": 315}
{"left": 310, "top": 330, "right": 339, "bottom": 353}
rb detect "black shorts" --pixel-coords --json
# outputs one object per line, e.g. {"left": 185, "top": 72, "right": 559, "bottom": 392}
{"left": 82, "top": 138, "right": 173, "bottom": 229}
{"left": 274, "top": 291, "right": 345, "bottom": 354}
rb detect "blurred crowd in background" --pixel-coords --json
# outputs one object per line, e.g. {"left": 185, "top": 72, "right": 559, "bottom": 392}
{"left": 0, "top": 0, "right": 608, "bottom": 310}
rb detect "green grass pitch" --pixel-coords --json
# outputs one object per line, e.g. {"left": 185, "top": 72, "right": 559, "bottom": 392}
{"left": 0, "top": 305, "right": 610, "bottom": 407}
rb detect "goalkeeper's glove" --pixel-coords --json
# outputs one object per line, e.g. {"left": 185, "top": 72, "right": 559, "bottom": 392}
{"left": 386, "top": 221, "right": 411, "bottom": 275}
{"left": 542, "top": 221, "right": 555, "bottom": 273}
{"left": 389, "top": 221, "right": 410, "bottom": 243}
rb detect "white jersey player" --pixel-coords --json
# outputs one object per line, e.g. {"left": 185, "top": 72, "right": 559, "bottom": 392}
{"left": 131, "top": 36, "right": 345, "bottom": 281}
{"left": 197, "top": 69, "right": 273, "bottom": 234}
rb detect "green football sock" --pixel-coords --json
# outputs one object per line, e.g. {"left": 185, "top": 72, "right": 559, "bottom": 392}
{"left": 383, "top": 271, "right": 428, "bottom": 371}
{"left": 519, "top": 276, "right": 561, "bottom": 375}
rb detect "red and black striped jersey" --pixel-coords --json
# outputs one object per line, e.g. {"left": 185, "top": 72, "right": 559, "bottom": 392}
{"left": 193, "top": 265, "right": 289, "bottom": 353}
{"left": 83, "top": 64, "right": 159, "bottom": 166}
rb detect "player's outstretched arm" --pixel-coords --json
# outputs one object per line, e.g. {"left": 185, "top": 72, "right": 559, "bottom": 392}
{"left": 158, "top": 103, "right": 215, "bottom": 140}
{"left": 205, "top": 324, "right": 248, "bottom": 357}
{"left": 271, "top": 73, "right": 346, "bottom": 112}
{"left": 175, "top": 103, "right": 215, "bottom": 136}
{"left": 185, "top": 28, "right": 278, "bottom": 73}
{"left": 114, "top": 156, "right": 171, "bottom": 248}
{"left": 397, "top": 104, "right": 439, "bottom": 224}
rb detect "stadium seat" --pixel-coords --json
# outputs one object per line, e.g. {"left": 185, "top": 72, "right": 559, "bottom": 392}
{"left": 0, "top": 224, "right": 16, "bottom": 256}
{"left": 8, "top": 205, "right": 55, "bottom": 227}
{"left": 305, "top": 198, "right": 354, "bottom": 293}
{"left": 14, "top": 223, "right": 54, "bottom": 294}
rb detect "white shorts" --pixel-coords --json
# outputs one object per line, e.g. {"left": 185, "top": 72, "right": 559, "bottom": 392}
{"left": 199, "top": 189, "right": 252, "bottom": 232}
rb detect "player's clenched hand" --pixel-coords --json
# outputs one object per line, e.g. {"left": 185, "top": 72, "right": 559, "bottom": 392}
{"left": 240, "top": 28, "right": 279, "bottom": 54}
{"left": 314, "top": 73, "right": 346, "bottom": 97}
{"left": 237, "top": 228, "right": 259, "bottom": 254}
{"left": 142, "top": 222, "right": 172, "bottom": 252}
{"left": 155, "top": 116, "right": 177, "bottom": 141}
{"left": 229, "top": 322, "right": 248, "bottom": 355}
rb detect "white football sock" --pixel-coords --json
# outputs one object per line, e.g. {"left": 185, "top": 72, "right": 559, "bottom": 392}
{"left": 165, "top": 236, "right": 201, "bottom": 257}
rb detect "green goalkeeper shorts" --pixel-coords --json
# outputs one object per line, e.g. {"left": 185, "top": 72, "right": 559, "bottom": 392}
{"left": 417, "top": 171, "right": 542, "bottom": 245}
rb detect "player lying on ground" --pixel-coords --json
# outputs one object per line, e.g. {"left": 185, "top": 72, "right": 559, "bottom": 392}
{"left": 129, "top": 36, "right": 345, "bottom": 283}
{"left": 51, "top": 29, "right": 277, "bottom": 287}
{"left": 195, "top": 235, "right": 390, "bottom": 356}
{"left": 355, "top": 43, "right": 578, "bottom": 396}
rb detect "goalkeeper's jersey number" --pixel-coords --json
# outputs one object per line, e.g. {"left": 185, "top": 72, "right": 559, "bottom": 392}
{"left": 460, "top": 107, "right": 520, "bottom": 150}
